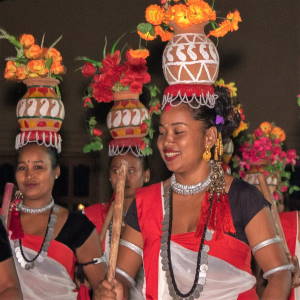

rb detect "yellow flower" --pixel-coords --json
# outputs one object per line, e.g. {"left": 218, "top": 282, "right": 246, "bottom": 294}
{"left": 145, "top": 4, "right": 165, "bottom": 25}
{"left": 19, "top": 34, "right": 35, "bottom": 48}
{"left": 155, "top": 26, "right": 173, "bottom": 42}
{"left": 24, "top": 44, "right": 43, "bottom": 59}
{"left": 187, "top": 4, "right": 208, "bottom": 24}
{"left": 232, "top": 121, "right": 248, "bottom": 137}
{"left": 271, "top": 126, "right": 286, "bottom": 142}
{"left": 137, "top": 30, "right": 156, "bottom": 41}
{"left": 259, "top": 122, "right": 272, "bottom": 134}
{"left": 215, "top": 79, "right": 237, "bottom": 98}
{"left": 173, "top": 4, "right": 191, "bottom": 27}
{"left": 27, "top": 59, "right": 48, "bottom": 76}
{"left": 226, "top": 10, "right": 242, "bottom": 31}
{"left": 128, "top": 49, "right": 150, "bottom": 59}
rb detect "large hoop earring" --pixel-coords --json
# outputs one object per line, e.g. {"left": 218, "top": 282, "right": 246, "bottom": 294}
{"left": 202, "top": 145, "right": 211, "bottom": 161}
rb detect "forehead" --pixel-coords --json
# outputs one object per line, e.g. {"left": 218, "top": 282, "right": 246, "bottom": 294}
{"left": 18, "top": 145, "right": 50, "bottom": 163}
{"left": 110, "top": 154, "right": 142, "bottom": 169}
{"left": 160, "top": 105, "right": 198, "bottom": 126}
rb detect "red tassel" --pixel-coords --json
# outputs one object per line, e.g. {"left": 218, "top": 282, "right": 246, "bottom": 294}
{"left": 195, "top": 192, "right": 210, "bottom": 238}
{"left": 76, "top": 284, "right": 90, "bottom": 300}
{"left": 9, "top": 206, "right": 24, "bottom": 240}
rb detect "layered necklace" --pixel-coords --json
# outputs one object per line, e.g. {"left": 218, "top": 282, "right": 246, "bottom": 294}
{"left": 161, "top": 161, "right": 225, "bottom": 299}
{"left": 13, "top": 199, "right": 58, "bottom": 270}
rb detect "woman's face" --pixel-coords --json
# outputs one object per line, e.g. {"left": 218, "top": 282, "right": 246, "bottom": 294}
{"left": 109, "top": 153, "right": 149, "bottom": 200}
{"left": 15, "top": 144, "right": 59, "bottom": 201}
{"left": 157, "top": 104, "right": 209, "bottom": 174}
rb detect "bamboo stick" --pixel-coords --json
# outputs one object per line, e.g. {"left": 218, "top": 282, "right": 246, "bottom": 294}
{"left": 107, "top": 160, "right": 128, "bottom": 282}
{"left": 257, "top": 173, "right": 291, "bottom": 260}
{"left": 1, "top": 182, "right": 14, "bottom": 230}
{"left": 99, "top": 204, "right": 114, "bottom": 244}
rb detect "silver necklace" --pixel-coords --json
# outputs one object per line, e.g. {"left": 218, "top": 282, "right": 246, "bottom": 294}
{"left": 171, "top": 163, "right": 212, "bottom": 195}
{"left": 18, "top": 198, "right": 55, "bottom": 214}
{"left": 14, "top": 205, "right": 59, "bottom": 270}
{"left": 160, "top": 185, "right": 214, "bottom": 299}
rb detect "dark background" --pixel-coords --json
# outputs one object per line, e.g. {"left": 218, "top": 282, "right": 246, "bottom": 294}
{"left": 0, "top": 0, "right": 299, "bottom": 207}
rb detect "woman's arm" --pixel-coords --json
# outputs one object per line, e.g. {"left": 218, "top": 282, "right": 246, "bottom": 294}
{"left": 0, "top": 257, "right": 22, "bottom": 300}
{"left": 94, "top": 225, "right": 144, "bottom": 300}
{"left": 76, "top": 228, "right": 107, "bottom": 291}
{"left": 246, "top": 207, "right": 292, "bottom": 300}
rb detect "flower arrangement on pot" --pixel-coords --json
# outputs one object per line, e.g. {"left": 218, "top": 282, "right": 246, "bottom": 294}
{"left": 0, "top": 28, "right": 66, "bottom": 152}
{"left": 137, "top": 0, "right": 242, "bottom": 41}
{"left": 78, "top": 40, "right": 161, "bottom": 155}
{"left": 232, "top": 122, "right": 299, "bottom": 201}
{"left": 0, "top": 28, "right": 65, "bottom": 81}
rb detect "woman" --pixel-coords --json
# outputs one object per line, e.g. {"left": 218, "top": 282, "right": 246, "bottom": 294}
{"left": 0, "top": 219, "right": 22, "bottom": 299}
{"left": 10, "top": 143, "right": 106, "bottom": 299}
{"left": 97, "top": 86, "right": 292, "bottom": 299}
{"left": 84, "top": 152, "right": 150, "bottom": 299}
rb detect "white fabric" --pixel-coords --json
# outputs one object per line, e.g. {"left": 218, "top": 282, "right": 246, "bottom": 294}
{"left": 11, "top": 244, "right": 77, "bottom": 300}
{"left": 157, "top": 241, "right": 256, "bottom": 300}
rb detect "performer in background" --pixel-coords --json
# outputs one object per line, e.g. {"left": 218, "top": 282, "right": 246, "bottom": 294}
{"left": 97, "top": 85, "right": 293, "bottom": 300}
{"left": 0, "top": 219, "right": 22, "bottom": 299}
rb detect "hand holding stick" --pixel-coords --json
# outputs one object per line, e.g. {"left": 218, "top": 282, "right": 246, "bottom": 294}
{"left": 107, "top": 160, "right": 128, "bottom": 283}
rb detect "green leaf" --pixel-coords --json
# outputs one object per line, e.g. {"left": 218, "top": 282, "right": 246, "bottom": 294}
{"left": 75, "top": 56, "right": 102, "bottom": 67}
{"left": 45, "top": 57, "right": 53, "bottom": 70}
{"left": 137, "top": 23, "right": 155, "bottom": 36}
{"left": 111, "top": 32, "right": 127, "bottom": 54}
{"left": 88, "top": 116, "right": 97, "bottom": 127}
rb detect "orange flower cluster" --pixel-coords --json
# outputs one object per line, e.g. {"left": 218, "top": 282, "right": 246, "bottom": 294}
{"left": 3, "top": 33, "right": 65, "bottom": 81}
{"left": 259, "top": 122, "right": 286, "bottom": 142}
{"left": 137, "top": 0, "right": 241, "bottom": 41}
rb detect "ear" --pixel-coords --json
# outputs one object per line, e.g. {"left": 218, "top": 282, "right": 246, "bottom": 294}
{"left": 143, "top": 169, "right": 151, "bottom": 183}
{"left": 205, "top": 126, "right": 218, "bottom": 149}
{"left": 54, "top": 165, "right": 61, "bottom": 179}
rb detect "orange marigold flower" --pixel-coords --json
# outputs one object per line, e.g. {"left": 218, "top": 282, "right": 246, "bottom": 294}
{"left": 19, "top": 34, "right": 35, "bottom": 48}
{"left": 27, "top": 59, "right": 48, "bottom": 76}
{"left": 226, "top": 10, "right": 242, "bottom": 31}
{"left": 128, "top": 49, "right": 150, "bottom": 59}
{"left": 24, "top": 44, "right": 43, "bottom": 59}
{"left": 4, "top": 61, "right": 17, "bottom": 80}
{"left": 187, "top": 4, "right": 209, "bottom": 24}
{"left": 208, "top": 20, "right": 231, "bottom": 38}
{"left": 271, "top": 127, "right": 286, "bottom": 142}
{"left": 259, "top": 122, "right": 272, "bottom": 134}
{"left": 50, "top": 61, "right": 65, "bottom": 75}
{"left": 173, "top": 4, "right": 191, "bottom": 27}
{"left": 137, "top": 30, "right": 156, "bottom": 41}
{"left": 145, "top": 4, "right": 165, "bottom": 25}
{"left": 44, "top": 48, "right": 63, "bottom": 62}
{"left": 16, "top": 66, "right": 28, "bottom": 80}
{"left": 155, "top": 26, "right": 173, "bottom": 42}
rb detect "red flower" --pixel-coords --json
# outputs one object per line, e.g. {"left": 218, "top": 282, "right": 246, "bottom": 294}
{"left": 82, "top": 62, "right": 97, "bottom": 77}
{"left": 92, "top": 128, "right": 103, "bottom": 137}
{"left": 101, "top": 51, "right": 121, "bottom": 73}
{"left": 140, "top": 122, "right": 149, "bottom": 133}
{"left": 83, "top": 97, "right": 93, "bottom": 108}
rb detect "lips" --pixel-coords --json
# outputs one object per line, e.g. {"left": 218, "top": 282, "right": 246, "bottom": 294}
{"left": 163, "top": 149, "right": 180, "bottom": 161}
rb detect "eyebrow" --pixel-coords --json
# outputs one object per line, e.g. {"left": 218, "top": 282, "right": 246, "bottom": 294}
{"left": 159, "top": 122, "right": 188, "bottom": 127}
{"left": 17, "top": 160, "right": 44, "bottom": 164}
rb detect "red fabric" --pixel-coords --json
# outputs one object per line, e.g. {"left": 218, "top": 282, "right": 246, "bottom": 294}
{"left": 22, "top": 234, "right": 76, "bottom": 278}
{"left": 280, "top": 211, "right": 298, "bottom": 300}
{"left": 135, "top": 182, "right": 256, "bottom": 299}
{"left": 77, "top": 284, "right": 90, "bottom": 300}
{"left": 84, "top": 203, "right": 110, "bottom": 234}
{"left": 163, "top": 84, "right": 215, "bottom": 97}
{"left": 237, "top": 287, "right": 259, "bottom": 300}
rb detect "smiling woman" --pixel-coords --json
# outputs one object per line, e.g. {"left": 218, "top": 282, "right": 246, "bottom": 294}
{"left": 7, "top": 144, "right": 106, "bottom": 300}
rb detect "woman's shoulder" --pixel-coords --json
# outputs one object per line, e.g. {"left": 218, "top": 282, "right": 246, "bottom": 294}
{"left": 83, "top": 203, "right": 110, "bottom": 233}
{"left": 136, "top": 181, "right": 163, "bottom": 195}
{"left": 229, "top": 177, "right": 264, "bottom": 198}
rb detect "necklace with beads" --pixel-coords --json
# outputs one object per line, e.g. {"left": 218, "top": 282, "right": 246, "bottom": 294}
{"left": 17, "top": 198, "right": 55, "bottom": 214}
{"left": 14, "top": 203, "right": 59, "bottom": 270}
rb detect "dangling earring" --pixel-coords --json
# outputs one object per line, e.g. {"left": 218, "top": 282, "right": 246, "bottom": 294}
{"left": 15, "top": 190, "right": 23, "bottom": 200}
{"left": 202, "top": 144, "right": 211, "bottom": 161}
{"left": 214, "top": 132, "right": 223, "bottom": 161}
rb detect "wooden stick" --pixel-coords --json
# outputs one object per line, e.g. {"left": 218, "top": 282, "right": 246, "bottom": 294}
{"left": 99, "top": 204, "right": 114, "bottom": 244}
{"left": 257, "top": 173, "right": 291, "bottom": 260}
{"left": 107, "top": 160, "right": 128, "bottom": 282}
{"left": 1, "top": 182, "right": 14, "bottom": 230}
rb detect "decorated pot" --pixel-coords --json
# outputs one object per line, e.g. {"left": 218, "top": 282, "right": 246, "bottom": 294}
{"left": 162, "top": 23, "right": 219, "bottom": 85}
{"left": 106, "top": 91, "right": 149, "bottom": 139}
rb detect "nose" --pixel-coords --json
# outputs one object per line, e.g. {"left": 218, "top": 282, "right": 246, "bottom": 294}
{"left": 25, "top": 169, "right": 32, "bottom": 179}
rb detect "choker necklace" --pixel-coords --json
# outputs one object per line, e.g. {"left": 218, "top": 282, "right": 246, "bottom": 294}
{"left": 160, "top": 185, "right": 214, "bottom": 299}
{"left": 14, "top": 205, "right": 59, "bottom": 270}
{"left": 18, "top": 198, "right": 55, "bottom": 214}
{"left": 170, "top": 162, "right": 213, "bottom": 195}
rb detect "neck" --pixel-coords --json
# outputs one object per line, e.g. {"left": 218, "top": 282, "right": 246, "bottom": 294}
{"left": 124, "top": 196, "right": 134, "bottom": 212}
{"left": 22, "top": 196, "right": 53, "bottom": 209}
{"left": 174, "top": 160, "right": 211, "bottom": 185}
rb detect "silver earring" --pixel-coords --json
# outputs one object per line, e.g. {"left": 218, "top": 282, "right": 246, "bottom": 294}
{"left": 55, "top": 175, "right": 58, "bottom": 180}
{"left": 15, "top": 190, "right": 23, "bottom": 199}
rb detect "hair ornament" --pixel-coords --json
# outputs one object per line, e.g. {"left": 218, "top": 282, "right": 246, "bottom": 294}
{"left": 215, "top": 115, "right": 224, "bottom": 125}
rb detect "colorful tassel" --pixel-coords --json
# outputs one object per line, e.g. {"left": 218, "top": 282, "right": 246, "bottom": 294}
{"left": 9, "top": 205, "right": 24, "bottom": 240}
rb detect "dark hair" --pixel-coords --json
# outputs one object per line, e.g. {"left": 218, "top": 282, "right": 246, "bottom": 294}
{"left": 109, "top": 151, "right": 150, "bottom": 171}
{"left": 190, "top": 86, "right": 241, "bottom": 143}
{"left": 17, "top": 144, "right": 60, "bottom": 169}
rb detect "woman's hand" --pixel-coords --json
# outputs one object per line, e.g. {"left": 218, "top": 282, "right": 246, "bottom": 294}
{"left": 93, "top": 279, "right": 124, "bottom": 300}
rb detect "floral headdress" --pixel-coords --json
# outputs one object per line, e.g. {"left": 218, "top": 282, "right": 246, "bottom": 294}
{"left": 137, "top": 0, "right": 242, "bottom": 42}
{"left": 1, "top": 29, "right": 65, "bottom": 153}
{"left": 78, "top": 39, "right": 161, "bottom": 156}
